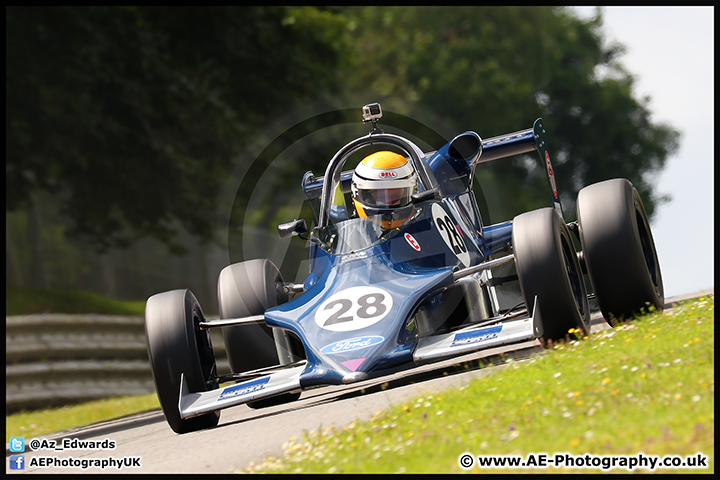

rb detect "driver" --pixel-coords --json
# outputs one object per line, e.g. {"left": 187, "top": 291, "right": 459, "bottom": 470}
{"left": 351, "top": 151, "right": 418, "bottom": 229}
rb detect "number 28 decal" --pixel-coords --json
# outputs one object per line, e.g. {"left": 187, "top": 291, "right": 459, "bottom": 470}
{"left": 315, "top": 286, "right": 393, "bottom": 332}
{"left": 432, "top": 204, "right": 470, "bottom": 266}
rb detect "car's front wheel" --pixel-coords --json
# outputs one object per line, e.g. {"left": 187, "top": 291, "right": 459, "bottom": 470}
{"left": 145, "top": 289, "right": 219, "bottom": 434}
{"left": 217, "top": 259, "right": 302, "bottom": 409}
{"left": 513, "top": 207, "right": 590, "bottom": 343}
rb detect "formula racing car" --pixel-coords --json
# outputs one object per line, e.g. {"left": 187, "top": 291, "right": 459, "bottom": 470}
{"left": 145, "top": 103, "right": 664, "bottom": 433}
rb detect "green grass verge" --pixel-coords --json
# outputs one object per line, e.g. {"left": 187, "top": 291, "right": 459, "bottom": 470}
{"left": 244, "top": 295, "right": 714, "bottom": 474}
{"left": 6, "top": 393, "right": 160, "bottom": 443}
{"left": 6, "top": 285, "right": 146, "bottom": 316}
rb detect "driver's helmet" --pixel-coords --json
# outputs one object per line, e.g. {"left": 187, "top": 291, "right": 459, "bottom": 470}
{"left": 351, "top": 151, "right": 417, "bottom": 229}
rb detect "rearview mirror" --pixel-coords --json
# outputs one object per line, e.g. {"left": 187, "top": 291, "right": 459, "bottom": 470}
{"left": 277, "top": 219, "right": 308, "bottom": 239}
{"left": 411, "top": 188, "right": 442, "bottom": 208}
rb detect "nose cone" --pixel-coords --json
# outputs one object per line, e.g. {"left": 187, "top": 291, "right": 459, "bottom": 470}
{"left": 319, "top": 335, "right": 393, "bottom": 380}
{"left": 265, "top": 244, "right": 456, "bottom": 389}
{"left": 341, "top": 357, "right": 367, "bottom": 372}
{"left": 342, "top": 371, "right": 369, "bottom": 384}
{"left": 332, "top": 341, "right": 416, "bottom": 382}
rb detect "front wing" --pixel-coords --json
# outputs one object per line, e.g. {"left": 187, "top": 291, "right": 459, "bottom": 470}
{"left": 413, "top": 296, "right": 542, "bottom": 363}
{"left": 178, "top": 296, "right": 543, "bottom": 419}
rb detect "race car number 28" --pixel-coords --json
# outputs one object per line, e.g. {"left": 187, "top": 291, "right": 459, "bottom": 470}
{"left": 432, "top": 204, "right": 470, "bottom": 266}
{"left": 315, "top": 286, "right": 393, "bottom": 332}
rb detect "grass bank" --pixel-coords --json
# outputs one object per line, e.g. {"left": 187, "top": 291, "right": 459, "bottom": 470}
{"left": 244, "top": 295, "right": 714, "bottom": 474}
{"left": 6, "top": 394, "right": 159, "bottom": 443}
{"left": 6, "top": 285, "right": 146, "bottom": 316}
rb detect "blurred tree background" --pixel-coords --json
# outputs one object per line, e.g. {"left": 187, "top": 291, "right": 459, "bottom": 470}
{"left": 6, "top": 6, "right": 679, "bottom": 313}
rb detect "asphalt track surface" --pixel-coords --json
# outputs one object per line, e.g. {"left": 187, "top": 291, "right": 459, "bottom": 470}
{"left": 6, "top": 291, "right": 710, "bottom": 474}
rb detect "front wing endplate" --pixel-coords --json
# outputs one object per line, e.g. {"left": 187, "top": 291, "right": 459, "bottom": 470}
{"left": 178, "top": 363, "right": 306, "bottom": 419}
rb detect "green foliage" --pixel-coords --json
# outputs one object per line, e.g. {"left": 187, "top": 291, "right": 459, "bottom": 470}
{"left": 7, "top": 6, "right": 680, "bottom": 254}
{"left": 5, "top": 285, "right": 145, "bottom": 316}
{"left": 341, "top": 6, "right": 679, "bottom": 220}
{"left": 6, "top": 6, "right": 353, "bottom": 252}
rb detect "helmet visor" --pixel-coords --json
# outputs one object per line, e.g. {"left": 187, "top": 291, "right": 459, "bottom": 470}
{"left": 356, "top": 186, "right": 414, "bottom": 209}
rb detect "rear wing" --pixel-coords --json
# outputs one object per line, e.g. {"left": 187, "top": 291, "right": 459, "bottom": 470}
{"left": 301, "top": 118, "right": 563, "bottom": 219}
{"left": 480, "top": 118, "right": 563, "bottom": 219}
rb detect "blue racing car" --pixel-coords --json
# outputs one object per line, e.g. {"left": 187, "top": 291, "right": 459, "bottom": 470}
{"left": 145, "top": 103, "right": 664, "bottom": 433}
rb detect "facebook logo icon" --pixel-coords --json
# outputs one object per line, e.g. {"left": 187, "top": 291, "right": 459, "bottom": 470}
{"left": 9, "top": 455, "right": 25, "bottom": 470}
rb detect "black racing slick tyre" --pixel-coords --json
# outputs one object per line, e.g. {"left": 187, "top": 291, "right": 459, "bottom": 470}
{"left": 576, "top": 178, "right": 664, "bottom": 322}
{"left": 145, "top": 289, "right": 219, "bottom": 434}
{"left": 513, "top": 208, "right": 590, "bottom": 343}
{"left": 218, "top": 259, "right": 288, "bottom": 372}
{"left": 217, "top": 259, "right": 301, "bottom": 409}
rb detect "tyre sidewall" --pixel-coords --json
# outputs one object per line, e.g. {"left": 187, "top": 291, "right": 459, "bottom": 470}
{"left": 577, "top": 179, "right": 663, "bottom": 320}
{"left": 513, "top": 208, "right": 589, "bottom": 341}
{"left": 218, "top": 259, "right": 286, "bottom": 372}
{"left": 145, "top": 289, "right": 219, "bottom": 433}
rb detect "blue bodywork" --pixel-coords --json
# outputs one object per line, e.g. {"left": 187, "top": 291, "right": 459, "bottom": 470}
{"left": 260, "top": 121, "right": 554, "bottom": 388}
{"left": 265, "top": 209, "right": 458, "bottom": 387}
{"left": 175, "top": 116, "right": 556, "bottom": 421}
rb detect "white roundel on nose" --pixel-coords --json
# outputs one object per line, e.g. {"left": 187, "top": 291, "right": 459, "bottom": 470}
{"left": 315, "top": 286, "right": 393, "bottom": 332}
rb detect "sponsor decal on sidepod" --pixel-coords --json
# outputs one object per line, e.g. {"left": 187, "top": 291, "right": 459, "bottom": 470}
{"left": 321, "top": 336, "right": 385, "bottom": 354}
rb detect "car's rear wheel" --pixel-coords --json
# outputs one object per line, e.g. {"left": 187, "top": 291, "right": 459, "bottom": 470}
{"left": 217, "top": 259, "right": 301, "bottom": 408}
{"left": 145, "top": 289, "right": 220, "bottom": 434}
{"left": 513, "top": 208, "right": 590, "bottom": 343}
{"left": 576, "top": 178, "right": 664, "bottom": 323}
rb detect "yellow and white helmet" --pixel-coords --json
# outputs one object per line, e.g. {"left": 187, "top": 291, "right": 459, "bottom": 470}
{"left": 351, "top": 151, "right": 417, "bottom": 229}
